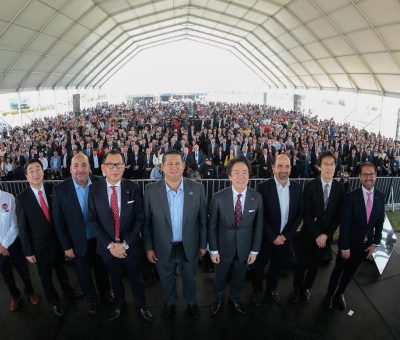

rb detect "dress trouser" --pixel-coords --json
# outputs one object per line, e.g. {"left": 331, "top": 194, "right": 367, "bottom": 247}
{"left": 0, "top": 238, "right": 34, "bottom": 299}
{"left": 253, "top": 242, "right": 291, "bottom": 294}
{"left": 74, "top": 238, "right": 111, "bottom": 304}
{"left": 103, "top": 244, "right": 145, "bottom": 309}
{"left": 156, "top": 243, "right": 197, "bottom": 306}
{"left": 214, "top": 252, "right": 247, "bottom": 303}
{"left": 327, "top": 243, "right": 369, "bottom": 296}
{"left": 293, "top": 236, "right": 329, "bottom": 290}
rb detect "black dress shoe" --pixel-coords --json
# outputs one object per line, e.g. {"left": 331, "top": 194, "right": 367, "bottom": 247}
{"left": 187, "top": 303, "right": 200, "bottom": 320}
{"left": 101, "top": 292, "right": 114, "bottom": 303}
{"left": 162, "top": 304, "right": 175, "bottom": 320}
{"left": 336, "top": 294, "right": 346, "bottom": 311}
{"left": 230, "top": 300, "right": 246, "bottom": 314}
{"left": 290, "top": 289, "right": 301, "bottom": 303}
{"left": 210, "top": 301, "right": 223, "bottom": 316}
{"left": 64, "top": 292, "right": 84, "bottom": 301}
{"left": 52, "top": 304, "right": 64, "bottom": 318}
{"left": 323, "top": 293, "right": 333, "bottom": 310}
{"left": 268, "top": 290, "right": 282, "bottom": 305}
{"left": 88, "top": 303, "right": 97, "bottom": 316}
{"left": 138, "top": 307, "right": 153, "bottom": 322}
{"left": 251, "top": 293, "right": 262, "bottom": 307}
{"left": 109, "top": 307, "right": 122, "bottom": 321}
{"left": 300, "top": 289, "right": 311, "bottom": 303}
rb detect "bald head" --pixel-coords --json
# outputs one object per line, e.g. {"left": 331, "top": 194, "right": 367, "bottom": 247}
{"left": 273, "top": 154, "right": 291, "bottom": 183}
{"left": 70, "top": 152, "right": 91, "bottom": 187}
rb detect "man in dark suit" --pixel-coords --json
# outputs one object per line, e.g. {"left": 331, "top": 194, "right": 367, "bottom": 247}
{"left": 144, "top": 150, "right": 207, "bottom": 320}
{"left": 325, "top": 162, "right": 384, "bottom": 311}
{"left": 258, "top": 147, "right": 272, "bottom": 178}
{"left": 53, "top": 153, "right": 112, "bottom": 316}
{"left": 208, "top": 156, "right": 263, "bottom": 315}
{"left": 291, "top": 151, "right": 345, "bottom": 303}
{"left": 252, "top": 154, "right": 303, "bottom": 305}
{"left": 88, "top": 150, "right": 152, "bottom": 322}
{"left": 16, "top": 159, "right": 81, "bottom": 318}
{"left": 190, "top": 144, "right": 205, "bottom": 167}
{"left": 130, "top": 145, "right": 143, "bottom": 179}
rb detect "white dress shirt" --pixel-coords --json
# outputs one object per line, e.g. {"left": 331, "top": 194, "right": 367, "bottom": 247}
{"left": 0, "top": 191, "right": 17, "bottom": 249}
{"left": 106, "top": 180, "right": 121, "bottom": 215}
{"left": 274, "top": 177, "right": 290, "bottom": 232}
{"left": 30, "top": 184, "right": 49, "bottom": 208}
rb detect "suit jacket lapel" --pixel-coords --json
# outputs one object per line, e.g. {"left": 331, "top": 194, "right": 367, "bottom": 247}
{"left": 159, "top": 180, "right": 172, "bottom": 229}
{"left": 182, "top": 179, "right": 191, "bottom": 230}
{"left": 240, "top": 188, "right": 254, "bottom": 227}
{"left": 358, "top": 189, "right": 368, "bottom": 227}
{"left": 271, "top": 180, "right": 281, "bottom": 224}
{"left": 100, "top": 180, "right": 114, "bottom": 227}
{"left": 119, "top": 180, "right": 129, "bottom": 231}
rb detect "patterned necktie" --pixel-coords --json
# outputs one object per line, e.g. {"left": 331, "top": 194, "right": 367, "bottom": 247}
{"left": 110, "top": 186, "right": 120, "bottom": 241}
{"left": 38, "top": 190, "right": 50, "bottom": 222}
{"left": 234, "top": 193, "right": 242, "bottom": 228}
{"left": 366, "top": 192, "right": 372, "bottom": 224}
{"left": 323, "top": 183, "right": 329, "bottom": 210}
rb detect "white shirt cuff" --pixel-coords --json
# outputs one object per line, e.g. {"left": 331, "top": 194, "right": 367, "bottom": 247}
{"left": 250, "top": 251, "right": 258, "bottom": 255}
{"left": 210, "top": 250, "right": 218, "bottom": 255}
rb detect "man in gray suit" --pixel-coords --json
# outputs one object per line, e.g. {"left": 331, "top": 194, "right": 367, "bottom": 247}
{"left": 209, "top": 156, "right": 263, "bottom": 315}
{"left": 143, "top": 150, "right": 207, "bottom": 320}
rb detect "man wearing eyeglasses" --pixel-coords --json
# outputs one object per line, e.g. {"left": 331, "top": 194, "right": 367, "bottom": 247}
{"left": 88, "top": 150, "right": 152, "bottom": 322}
{"left": 324, "top": 161, "right": 384, "bottom": 311}
{"left": 291, "top": 151, "right": 345, "bottom": 304}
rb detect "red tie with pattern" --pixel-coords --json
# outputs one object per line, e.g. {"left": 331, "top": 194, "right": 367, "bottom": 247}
{"left": 110, "top": 186, "right": 120, "bottom": 241}
{"left": 234, "top": 193, "right": 242, "bottom": 228}
{"left": 38, "top": 190, "right": 50, "bottom": 222}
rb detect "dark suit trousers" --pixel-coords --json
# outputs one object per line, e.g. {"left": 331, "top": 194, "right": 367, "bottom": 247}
{"left": 214, "top": 254, "right": 248, "bottom": 303}
{"left": 0, "top": 238, "right": 34, "bottom": 299}
{"left": 103, "top": 247, "right": 145, "bottom": 309}
{"left": 327, "top": 243, "right": 369, "bottom": 296}
{"left": 293, "top": 236, "right": 328, "bottom": 290}
{"left": 156, "top": 243, "right": 197, "bottom": 305}
{"left": 253, "top": 242, "right": 291, "bottom": 293}
{"left": 73, "top": 238, "right": 111, "bottom": 304}
{"left": 36, "top": 256, "right": 73, "bottom": 306}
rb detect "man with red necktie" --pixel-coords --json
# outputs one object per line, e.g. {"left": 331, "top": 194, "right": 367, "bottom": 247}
{"left": 16, "top": 159, "right": 81, "bottom": 318}
{"left": 325, "top": 161, "right": 384, "bottom": 311}
{"left": 89, "top": 150, "right": 152, "bottom": 322}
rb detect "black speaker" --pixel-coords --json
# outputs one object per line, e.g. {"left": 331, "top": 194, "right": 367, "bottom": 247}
{"left": 73, "top": 94, "right": 80, "bottom": 113}
{"left": 294, "top": 94, "right": 303, "bottom": 112}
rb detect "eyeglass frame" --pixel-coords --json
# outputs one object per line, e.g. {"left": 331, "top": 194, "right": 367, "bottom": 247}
{"left": 103, "top": 162, "right": 125, "bottom": 169}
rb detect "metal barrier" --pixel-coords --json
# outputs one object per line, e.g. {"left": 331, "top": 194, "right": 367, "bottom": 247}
{"left": 2, "top": 177, "right": 400, "bottom": 208}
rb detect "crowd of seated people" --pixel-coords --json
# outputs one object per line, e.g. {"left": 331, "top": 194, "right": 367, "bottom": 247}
{"left": 0, "top": 100, "right": 398, "bottom": 181}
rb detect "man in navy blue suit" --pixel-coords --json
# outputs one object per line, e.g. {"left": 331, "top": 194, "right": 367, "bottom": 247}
{"left": 252, "top": 154, "right": 303, "bottom": 306}
{"left": 325, "top": 161, "right": 384, "bottom": 311}
{"left": 53, "top": 153, "right": 112, "bottom": 315}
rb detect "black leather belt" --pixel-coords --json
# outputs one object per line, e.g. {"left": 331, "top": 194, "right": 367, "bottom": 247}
{"left": 172, "top": 242, "right": 183, "bottom": 246}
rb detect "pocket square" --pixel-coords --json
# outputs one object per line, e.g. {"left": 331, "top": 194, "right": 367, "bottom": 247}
{"left": 248, "top": 209, "right": 255, "bottom": 213}
{"left": 127, "top": 200, "right": 135, "bottom": 204}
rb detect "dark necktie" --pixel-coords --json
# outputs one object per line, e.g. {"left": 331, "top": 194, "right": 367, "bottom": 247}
{"left": 234, "top": 193, "right": 242, "bottom": 228}
{"left": 323, "top": 183, "right": 329, "bottom": 210}
{"left": 38, "top": 190, "right": 50, "bottom": 222}
{"left": 110, "top": 186, "right": 120, "bottom": 241}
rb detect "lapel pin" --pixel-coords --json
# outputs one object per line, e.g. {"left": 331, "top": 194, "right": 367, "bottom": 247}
{"left": 251, "top": 197, "right": 254, "bottom": 200}
{"left": 189, "top": 191, "right": 193, "bottom": 195}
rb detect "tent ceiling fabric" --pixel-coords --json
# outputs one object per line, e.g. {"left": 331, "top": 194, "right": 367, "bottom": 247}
{"left": 0, "top": 0, "right": 399, "bottom": 96}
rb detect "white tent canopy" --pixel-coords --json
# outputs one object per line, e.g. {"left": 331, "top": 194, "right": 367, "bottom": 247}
{"left": 0, "top": 0, "right": 399, "bottom": 96}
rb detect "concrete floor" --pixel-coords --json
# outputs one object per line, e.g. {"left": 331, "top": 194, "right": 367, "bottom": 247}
{"left": 1, "top": 242, "right": 400, "bottom": 340}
